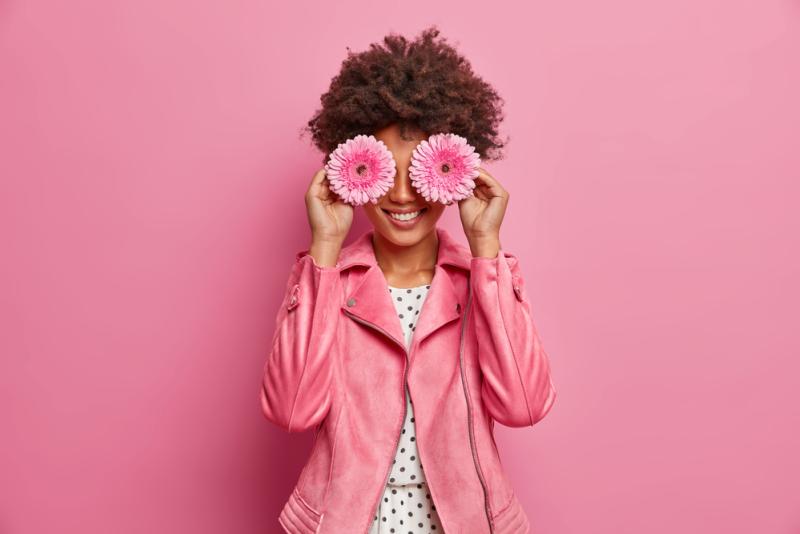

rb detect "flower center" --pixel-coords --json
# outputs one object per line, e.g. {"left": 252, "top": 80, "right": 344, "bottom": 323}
{"left": 356, "top": 164, "right": 368, "bottom": 175}
{"left": 441, "top": 163, "right": 451, "bottom": 173}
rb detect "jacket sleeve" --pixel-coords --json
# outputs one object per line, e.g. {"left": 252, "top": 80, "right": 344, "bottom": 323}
{"left": 470, "top": 248, "right": 557, "bottom": 428}
{"left": 260, "top": 249, "right": 342, "bottom": 433}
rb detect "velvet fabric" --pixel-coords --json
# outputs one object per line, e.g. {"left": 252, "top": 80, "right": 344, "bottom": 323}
{"left": 261, "top": 226, "right": 557, "bottom": 533}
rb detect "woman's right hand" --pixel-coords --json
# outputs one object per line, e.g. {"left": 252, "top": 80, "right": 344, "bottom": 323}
{"left": 305, "top": 167, "right": 353, "bottom": 257}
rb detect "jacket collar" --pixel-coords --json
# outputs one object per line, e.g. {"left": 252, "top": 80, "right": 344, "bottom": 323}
{"left": 337, "top": 227, "right": 472, "bottom": 357}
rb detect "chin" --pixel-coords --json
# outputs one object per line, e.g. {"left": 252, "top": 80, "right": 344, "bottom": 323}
{"left": 379, "top": 225, "right": 435, "bottom": 247}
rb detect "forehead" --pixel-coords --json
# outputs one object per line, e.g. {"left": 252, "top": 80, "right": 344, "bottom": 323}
{"left": 373, "top": 123, "right": 428, "bottom": 154}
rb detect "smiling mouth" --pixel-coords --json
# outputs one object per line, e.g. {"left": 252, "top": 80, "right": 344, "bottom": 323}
{"left": 382, "top": 207, "right": 428, "bottom": 222}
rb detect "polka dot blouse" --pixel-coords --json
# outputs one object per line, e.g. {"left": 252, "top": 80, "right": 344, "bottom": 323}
{"left": 370, "top": 283, "right": 443, "bottom": 533}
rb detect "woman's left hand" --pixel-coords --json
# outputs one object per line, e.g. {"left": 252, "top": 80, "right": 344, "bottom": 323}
{"left": 457, "top": 167, "right": 507, "bottom": 258}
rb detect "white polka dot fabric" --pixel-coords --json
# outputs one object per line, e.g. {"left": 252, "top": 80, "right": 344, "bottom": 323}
{"left": 370, "top": 283, "right": 443, "bottom": 533}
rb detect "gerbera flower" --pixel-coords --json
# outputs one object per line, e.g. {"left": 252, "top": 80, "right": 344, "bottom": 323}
{"left": 409, "top": 133, "right": 481, "bottom": 204}
{"left": 324, "top": 134, "right": 397, "bottom": 206}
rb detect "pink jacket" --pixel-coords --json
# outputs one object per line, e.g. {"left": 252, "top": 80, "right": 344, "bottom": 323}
{"left": 260, "top": 226, "right": 557, "bottom": 534}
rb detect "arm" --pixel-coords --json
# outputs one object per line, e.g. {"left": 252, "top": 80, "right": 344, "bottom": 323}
{"left": 470, "top": 249, "right": 557, "bottom": 428}
{"left": 260, "top": 248, "right": 342, "bottom": 433}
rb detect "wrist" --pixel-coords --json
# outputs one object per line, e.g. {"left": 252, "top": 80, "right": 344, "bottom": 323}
{"left": 309, "top": 239, "right": 342, "bottom": 268}
{"left": 467, "top": 234, "right": 500, "bottom": 259}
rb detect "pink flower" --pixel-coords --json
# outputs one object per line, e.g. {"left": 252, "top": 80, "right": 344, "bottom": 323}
{"left": 409, "top": 133, "right": 481, "bottom": 204}
{"left": 324, "top": 134, "right": 397, "bottom": 206}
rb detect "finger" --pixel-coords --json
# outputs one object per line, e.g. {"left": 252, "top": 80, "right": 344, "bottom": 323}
{"left": 474, "top": 168, "right": 500, "bottom": 189}
{"left": 472, "top": 184, "right": 491, "bottom": 202}
{"left": 474, "top": 168, "right": 506, "bottom": 197}
{"left": 473, "top": 179, "right": 494, "bottom": 200}
{"left": 310, "top": 167, "right": 329, "bottom": 189}
{"left": 309, "top": 168, "right": 334, "bottom": 195}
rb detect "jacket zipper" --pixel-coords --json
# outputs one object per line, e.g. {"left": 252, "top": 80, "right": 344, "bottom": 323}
{"left": 458, "top": 284, "right": 494, "bottom": 531}
{"left": 341, "top": 309, "right": 443, "bottom": 534}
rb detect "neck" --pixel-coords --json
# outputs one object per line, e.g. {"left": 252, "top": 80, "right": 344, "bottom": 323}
{"left": 371, "top": 229, "right": 439, "bottom": 286}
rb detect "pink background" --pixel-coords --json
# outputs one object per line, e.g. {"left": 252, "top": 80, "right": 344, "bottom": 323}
{"left": 2, "top": 0, "right": 799, "bottom": 532}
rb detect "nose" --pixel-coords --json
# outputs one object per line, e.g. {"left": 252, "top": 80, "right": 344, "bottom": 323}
{"left": 387, "top": 165, "right": 417, "bottom": 203}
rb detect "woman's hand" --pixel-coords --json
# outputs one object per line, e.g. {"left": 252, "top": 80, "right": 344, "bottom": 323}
{"left": 306, "top": 168, "right": 353, "bottom": 266}
{"left": 457, "top": 168, "right": 507, "bottom": 258}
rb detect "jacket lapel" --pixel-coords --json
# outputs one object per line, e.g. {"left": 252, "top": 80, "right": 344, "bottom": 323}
{"left": 341, "top": 264, "right": 407, "bottom": 350}
{"left": 410, "top": 263, "right": 462, "bottom": 351}
{"left": 337, "top": 227, "right": 470, "bottom": 359}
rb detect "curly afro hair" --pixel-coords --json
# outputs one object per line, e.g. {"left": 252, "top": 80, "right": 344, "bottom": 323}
{"left": 300, "top": 25, "right": 509, "bottom": 165}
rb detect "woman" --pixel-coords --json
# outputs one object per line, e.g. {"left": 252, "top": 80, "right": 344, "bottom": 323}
{"left": 261, "top": 27, "right": 557, "bottom": 534}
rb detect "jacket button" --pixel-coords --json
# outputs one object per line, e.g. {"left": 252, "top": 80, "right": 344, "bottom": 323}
{"left": 287, "top": 284, "right": 300, "bottom": 310}
{"left": 347, "top": 297, "right": 356, "bottom": 307}
{"left": 513, "top": 285, "right": 523, "bottom": 302}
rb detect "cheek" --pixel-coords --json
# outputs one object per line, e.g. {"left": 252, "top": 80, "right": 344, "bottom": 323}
{"left": 426, "top": 205, "right": 447, "bottom": 223}
{"left": 363, "top": 205, "right": 384, "bottom": 225}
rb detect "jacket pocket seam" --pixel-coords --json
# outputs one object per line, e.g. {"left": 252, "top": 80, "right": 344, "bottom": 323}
{"left": 279, "top": 486, "right": 323, "bottom": 533}
{"left": 491, "top": 491, "right": 516, "bottom": 521}
{"left": 293, "top": 486, "right": 323, "bottom": 519}
{"left": 297, "top": 420, "right": 324, "bottom": 494}
{"left": 322, "top": 400, "right": 344, "bottom": 516}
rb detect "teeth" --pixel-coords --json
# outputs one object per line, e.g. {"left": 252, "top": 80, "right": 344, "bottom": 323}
{"left": 388, "top": 210, "right": 422, "bottom": 221}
